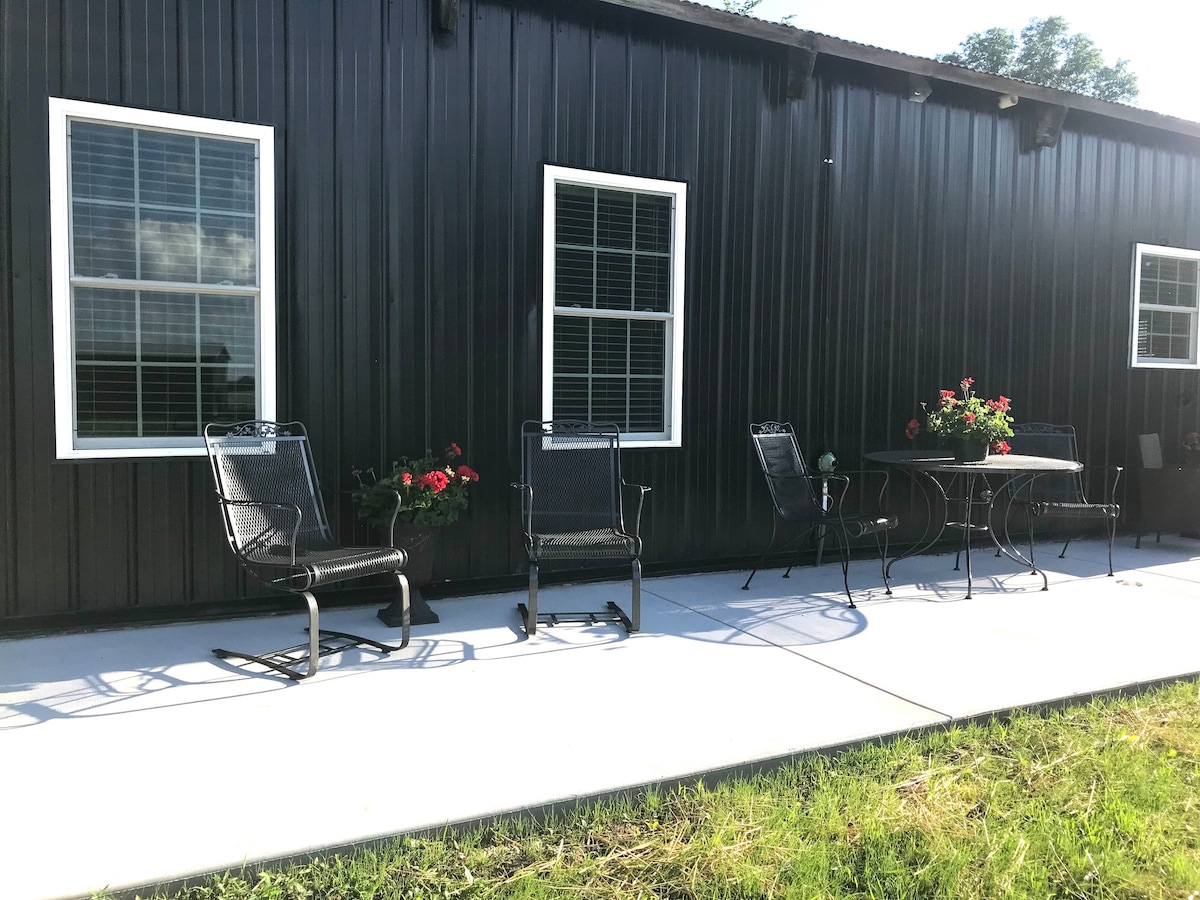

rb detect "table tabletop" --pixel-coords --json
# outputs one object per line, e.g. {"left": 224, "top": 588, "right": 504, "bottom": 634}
{"left": 863, "top": 450, "right": 1083, "bottom": 475}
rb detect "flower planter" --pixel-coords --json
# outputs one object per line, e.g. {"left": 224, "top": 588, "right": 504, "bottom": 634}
{"left": 377, "top": 522, "right": 442, "bottom": 627}
{"left": 351, "top": 440, "right": 480, "bottom": 628}
{"left": 908, "top": 378, "right": 1012, "bottom": 462}
{"left": 951, "top": 439, "right": 989, "bottom": 463}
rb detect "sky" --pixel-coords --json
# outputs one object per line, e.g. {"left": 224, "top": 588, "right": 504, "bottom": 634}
{"left": 691, "top": 0, "right": 1200, "bottom": 123}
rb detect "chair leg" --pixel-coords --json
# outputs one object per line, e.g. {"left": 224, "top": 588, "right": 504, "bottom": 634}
{"left": 393, "top": 572, "right": 411, "bottom": 649}
{"left": 1106, "top": 517, "right": 1116, "bottom": 576}
{"left": 1059, "top": 536, "right": 1072, "bottom": 559}
{"left": 830, "top": 528, "right": 856, "bottom": 610}
{"left": 742, "top": 519, "right": 781, "bottom": 590}
{"left": 524, "top": 562, "right": 539, "bottom": 635}
{"left": 873, "top": 530, "right": 891, "bottom": 595}
{"left": 630, "top": 558, "right": 642, "bottom": 633}
{"left": 302, "top": 591, "right": 320, "bottom": 679}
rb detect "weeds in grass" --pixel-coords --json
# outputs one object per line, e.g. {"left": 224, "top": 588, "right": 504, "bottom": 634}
{"left": 107, "top": 679, "right": 1200, "bottom": 900}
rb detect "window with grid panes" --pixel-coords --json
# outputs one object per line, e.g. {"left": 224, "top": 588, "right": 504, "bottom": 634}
{"left": 542, "top": 166, "right": 686, "bottom": 447}
{"left": 49, "top": 99, "right": 276, "bottom": 458}
{"left": 1131, "top": 243, "right": 1200, "bottom": 368}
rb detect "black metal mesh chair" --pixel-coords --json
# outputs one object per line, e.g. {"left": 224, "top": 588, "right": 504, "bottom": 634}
{"left": 743, "top": 422, "right": 897, "bottom": 608}
{"left": 512, "top": 420, "right": 649, "bottom": 636}
{"left": 204, "top": 420, "right": 409, "bottom": 679}
{"left": 1003, "top": 423, "right": 1121, "bottom": 575}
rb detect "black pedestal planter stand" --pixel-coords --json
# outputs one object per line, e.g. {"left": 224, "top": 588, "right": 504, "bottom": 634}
{"left": 378, "top": 523, "right": 441, "bottom": 626}
{"left": 378, "top": 589, "right": 438, "bottom": 627}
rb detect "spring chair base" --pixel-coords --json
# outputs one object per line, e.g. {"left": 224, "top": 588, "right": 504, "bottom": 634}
{"left": 211, "top": 589, "right": 406, "bottom": 680}
{"left": 517, "top": 600, "right": 634, "bottom": 634}
{"left": 214, "top": 629, "right": 401, "bottom": 681}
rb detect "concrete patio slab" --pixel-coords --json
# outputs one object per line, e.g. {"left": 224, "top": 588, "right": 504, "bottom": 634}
{"left": 2, "top": 537, "right": 1199, "bottom": 900}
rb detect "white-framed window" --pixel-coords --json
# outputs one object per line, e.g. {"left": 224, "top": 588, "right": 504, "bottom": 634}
{"left": 1131, "top": 243, "right": 1200, "bottom": 369}
{"left": 48, "top": 98, "right": 276, "bottom": 460}
{"left": 542, "top": 165, "right": 687, "bottom": 448}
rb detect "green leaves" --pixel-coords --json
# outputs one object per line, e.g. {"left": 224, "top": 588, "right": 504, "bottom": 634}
{"left": 352, "top": 445, "right": 478, "bottom": 527}
{"left": 937, "top": 16, "right": 1139, "bottom": 104}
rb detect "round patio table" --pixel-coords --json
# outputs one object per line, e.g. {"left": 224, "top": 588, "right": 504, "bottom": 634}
{"left": 863, "top": 451, "right": 1084, "bottom": 599}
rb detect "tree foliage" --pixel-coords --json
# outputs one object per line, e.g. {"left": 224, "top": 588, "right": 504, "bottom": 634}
{"left": 938, "top": 16, "right": 1138, "bottom": 103}
{"left": 721, "top": 0, "right": 794, "bottom": 26}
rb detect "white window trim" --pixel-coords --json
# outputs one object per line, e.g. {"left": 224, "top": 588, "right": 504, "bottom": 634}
{"left": 1130, "top": 242, "right": 1200, "bottom": 370}
{"left": 48, "top": 97, "right": 276, "bottom": 460}
{"left": 541, "top": 165, "right": 686, "bottom": 448}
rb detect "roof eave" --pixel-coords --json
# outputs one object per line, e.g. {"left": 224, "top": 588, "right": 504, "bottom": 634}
{"left": 597, "top": 0, "right": 1200, "bottom": 140}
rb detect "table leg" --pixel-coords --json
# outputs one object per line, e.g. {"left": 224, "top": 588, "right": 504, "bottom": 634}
{"left": 947, "top": 473, "right": 995, "bottom": 599}
{"left": 962, "top": 474, "right": 978, "bottom": 599}
{"left": 883, "top": 468, "right": 950, "bottom": 581}
{"left": 987, "top": 472, "right": 1050, "bottom": 591}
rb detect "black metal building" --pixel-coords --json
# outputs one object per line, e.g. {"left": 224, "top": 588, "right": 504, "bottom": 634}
{"left": 3, "top": 0, "right": 1200, "bottom": 629}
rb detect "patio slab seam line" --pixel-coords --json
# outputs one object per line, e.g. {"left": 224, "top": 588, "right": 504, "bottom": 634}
{"left": 643, "top": 585, "right": 956, "bottom": 721}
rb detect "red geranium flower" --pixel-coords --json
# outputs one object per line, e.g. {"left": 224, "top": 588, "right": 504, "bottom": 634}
{"left": 352, "top": 440, "right": 480, "bottom": 526}
{"left": 416, "top": 470, "right": 450, "bottom": 493}
{"left": 905, "top": 419, "right": 921, "bottom": 440}
{"left": 910, "top": 377, "right": 1014, "bottom": 455}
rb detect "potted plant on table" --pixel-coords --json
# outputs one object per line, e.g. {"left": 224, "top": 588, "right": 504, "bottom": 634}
{"left": 352, "top": 443, "right": 480, "bottom": 626}
{"left": 906, "top": 377, "right": 1014, "bottom": 462}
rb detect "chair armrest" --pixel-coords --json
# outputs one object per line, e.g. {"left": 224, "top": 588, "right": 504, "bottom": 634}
{"left": 325, "top": 485, "right": 401, "bottom": 545}
{"left": 220, "top": 497, "right": 303, "bottom": 565}
{"left": 376, "top": 489, "right": 403, "bottom": 548}
{"left": 1079, "top": 464, "right": 1124, "bottom": 505}
{"left": 830, "top": 468, "right": 891, "bottom": 512}
{"left": 511, "top": 482, "right": 533, "bottom": 535}
{"left": 621, "top": 481, "right": 651, "bottom": 537}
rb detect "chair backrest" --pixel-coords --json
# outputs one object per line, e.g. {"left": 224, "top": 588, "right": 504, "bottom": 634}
{"left": 204, "top": 420, "right": 336, "bottom": 563}
{"left": 1007, "top": 422, "right": 1085, "bottom": 503}
{"left": 521, "top": 421, "right": 622, "bottom": 534}
{"left": 1138, "top": 433, "right": 1163, "bottom": 469}
{"left": 749, "top": 422, "right": 823, "bottom": 522}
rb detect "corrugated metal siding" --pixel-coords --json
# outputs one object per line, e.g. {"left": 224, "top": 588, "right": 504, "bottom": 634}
{"left": 3, "top": 0, "right": 1200, "bottom": 624}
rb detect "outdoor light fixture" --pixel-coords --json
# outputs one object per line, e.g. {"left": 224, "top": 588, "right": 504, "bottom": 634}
{"left": 998, "top": 93, "right": 1020, "bottom": 109}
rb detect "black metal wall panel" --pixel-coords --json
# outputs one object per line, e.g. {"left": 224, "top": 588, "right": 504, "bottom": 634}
{"left": 3, "top": 0, "right": 1200, "bottom": 626}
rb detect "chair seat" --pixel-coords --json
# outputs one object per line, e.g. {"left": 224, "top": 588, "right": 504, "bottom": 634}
{"left": 250, "top": 546, "right": 408, "bottom": 587}
{"left": 530, "top": 529, "right": 639, "bottom": 560}
{"left": 1029, "top": 501, "right": 1119, "bottom": 519}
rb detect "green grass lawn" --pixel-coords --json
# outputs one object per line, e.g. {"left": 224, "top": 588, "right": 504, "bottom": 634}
{"left": 122, "top": 679, "right": 1200, "bottom": 900}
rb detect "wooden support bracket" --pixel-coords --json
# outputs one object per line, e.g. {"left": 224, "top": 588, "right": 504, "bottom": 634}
{"left": 1033, "top": 103, "right": 1068, "bottom": 147}
{"left": 433, "top": 0, "right": 458, "bottom": 33}
{"left": 786, "top": 47, "right": 817, "bottom": 100}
